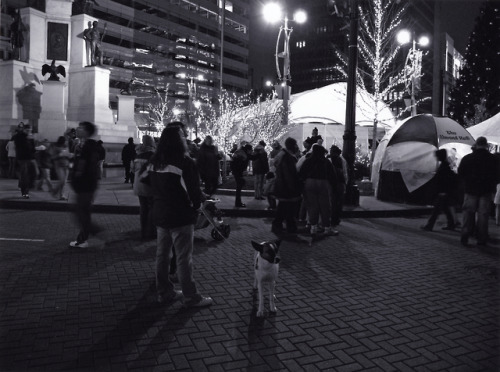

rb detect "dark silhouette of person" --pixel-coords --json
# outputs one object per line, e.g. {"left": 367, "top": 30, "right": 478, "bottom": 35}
{"left": 121, "top": 137, "right": 136, "bottom": 184}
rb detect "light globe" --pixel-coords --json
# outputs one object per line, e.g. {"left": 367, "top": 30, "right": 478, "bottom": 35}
{"left": 293, "top": 9, "right": 307, "bottom": 24}
{"left": 263, "top": 3, "right": 282, "bottom": 23}
{"left": 418, "top": 35, "right": 430, "bottom": 47}
{"left": 397, "top": 29, "right": 411, "bottom": 45}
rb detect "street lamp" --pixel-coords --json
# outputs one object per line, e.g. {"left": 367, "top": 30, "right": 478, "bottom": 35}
{"left": 263, "top": 3, "right": 306, "bottom": 125}
{"left": 397, "top": 29, "right": 430, "bottom": 116}
{"left": 186, "top": 74, "right": 204, "bottom": 139}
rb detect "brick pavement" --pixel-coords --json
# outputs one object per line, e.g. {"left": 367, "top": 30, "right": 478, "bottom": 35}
{"left": 0, "top": 209, "right": 499, "bottom": 371}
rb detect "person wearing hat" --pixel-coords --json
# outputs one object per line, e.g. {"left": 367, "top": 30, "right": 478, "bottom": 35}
{"left": 252, "top": 140, "right": 269, "bottom": 200}
{"left": 13, "top": 122, "right": 36, "bottom": 198}
{"left": 458, "top": 137, "right": 499, "bottom": 246}
{"left": 329, "top": 145, "right": 348, "bottom": 227}
{"left": 230, "top": 142, "right": 255, "bottom": 207}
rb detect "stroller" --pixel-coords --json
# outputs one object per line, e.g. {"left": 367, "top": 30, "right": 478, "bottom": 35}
{"left": 195, "top": 198, "right": 231, "bottom": 241}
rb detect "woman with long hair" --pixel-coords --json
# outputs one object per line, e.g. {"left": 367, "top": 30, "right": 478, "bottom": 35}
{"left": 148, "top": 123, "right": 212, "bottom": 307}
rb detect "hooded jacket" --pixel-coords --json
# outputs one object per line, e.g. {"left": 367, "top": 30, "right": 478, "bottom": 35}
{"left": 273, "top": 149, "right": 302, "bottom": 201}
{"left": 252, "top": 144, "right": 269, "bottom": 175}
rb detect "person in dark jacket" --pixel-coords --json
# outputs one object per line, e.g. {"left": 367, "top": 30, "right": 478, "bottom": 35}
{"left": 272, "top": 137, "right": 302, "bottom": 233}
{"left": 132, "top": 135, "right": 156, "bottom": 239}
{"left": 121, "top": 137, "right": 136, "bottom": 183}
{"left": 299, "top": 144, "right": 338, "bottom": 237}
{"left": 458, "top": 137, "right": 499, "bottom": 246}
{"left": 421, "top": 149, "right": 457, "bottom": 231}
{"left": 148, "top": 125, "right": 212, "bottom": 308}
{"left": 13, "top": 122, "right": 36, "bottom": 198}
{"left": 230, "top": 142, "right": 254, "bottom": 207}
{"left": 69, "top": 121, "right": 100, "bottom": 248}
{"left": 329, "top": 145, "right": 348, "bottom": 226}
{"left": 197, "top": 135, "right": 221, "bottom": 196}
{"left": 252, "top": 140, "right": 269, "bottom": 200}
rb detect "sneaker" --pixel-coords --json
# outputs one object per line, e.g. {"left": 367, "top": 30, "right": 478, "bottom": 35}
{"left": 184, "top": 296, "right": 213, "bottom": 308}
{"left": 324, "top": 227, "right": 339, "bottom": 236}
{"left": 69, "top": 240, "right": 89, "bottom": 248}
{"left": 22, "top": 194, "right": 30, "bottom": 199}
{"left": 157, "top": 290, "right": 183, "bottom": 304}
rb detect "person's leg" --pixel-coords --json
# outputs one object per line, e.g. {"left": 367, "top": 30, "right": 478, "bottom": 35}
{"left": 8, "top": 157, "right": 16, "bottom": 178}
{"left": 272, "top": 200, "right": 285, "bottom": 230}
{"left": 254, "top": 174, "right": 259, "bottom": 199}
{"left": 423, "top": 195, "right": 441, "bottom": 230}
{"left": 304, "top": 180, "right": 320, "bottom": 232}
{"left": 284, "top": 200, "right": 298, "bottom": 233}
{"left": 123, "top": 161, "right": 130, "bottom": 182}
{"left": 146, "top": 197, "right": 156, "bottom": 238}
{"left": 461, "top": 194, "right": 477, "bottom": 244}
{"left": 331, "top": 184, "right": 345, "bottom": 226}
{"left": 318, "top": 180, "right": 332, "bottom": 229}
{"left": 442, "top": 194, "right": 455, "bottom": 228}
{"left": 235, "top": 174, "right": 245, "bottom": 206}
{"left": 171, "top": 224, "right": 203, "bottom": 305}
{"left": 41, "top": 168, "right": 54, "bottom": 192}
{"left": 257, "top": 174, "right": 265, "bottom": 199}
{"left": 155, "top": 226, "right": 175, "bottom": 298}
{"left": 18, "top": 160, "right": 30, "bottom": 196}
{"left": 75, "top": 192, "right": 93, "bottom": 243}
{"left": 496, "top": 204, "right": 500, "bottom": 226}
{"left": 476, "top": 194, "right": 492, "bottom": 244}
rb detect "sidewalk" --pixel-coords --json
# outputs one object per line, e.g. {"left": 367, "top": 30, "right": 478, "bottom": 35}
{"left": 0, "top": 176, "right": 433, "bottom": 218}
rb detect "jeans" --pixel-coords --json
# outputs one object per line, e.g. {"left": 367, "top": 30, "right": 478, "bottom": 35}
{"left": 254, "top": 173, "right": 265, "bottom": 199}
{"left": 53, "top": 166, "right": 68, "bottom": 198}
{"left": 424, "top": 193, "right": 455, "bottom": 229}
{"left": 273, "top": 200, "right": 299, "bottom": 232}
{"left": 234, "top": 172, "right": 245, "bottom": 205}
{"left": 123, "top": 161, "right": 133, "bottom": 182}
{"left": 138, "top": 196, "right": 155, "bottom": 238}
{"left": 303, "top": 179, "right": 331, "bottom": 227}
{"left": 156, "top": 225, "right": 202, "bottom": 304}
{"left": 18, "top": 160, "right": 32, "bottom": 195}
{"left": 36, "top": 168, "right": 54, "bottom": 192}
{"left": 74, "top": 192, "right": 94, "bottom": 243}
{"left": 462, "top": 193, "right": 493, "bottom": 244}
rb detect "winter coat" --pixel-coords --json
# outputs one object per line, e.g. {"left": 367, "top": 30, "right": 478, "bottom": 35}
{"left": 230, "top": 148, "right": 250, "bottom": 175}
{"left": 121, "top": 143, "right": 136, "bottom": 163}
{"left": 458, "top": 148, "right": 498, "bottom": 196}
{"left": 149, "top": 156, "right": 202, "bottom": 228}
{"left": 273, "top": 149, "right": 302, "bottom": 201}
{"left": 434, "top": 161, "right": 457, "bottom": 194}
{"left": 252, "top": 145, "right": 269, "bottom": 175}
{"left": 132, "top": 148, "right": 154, "bottom": 197}
{"left": 299, "top": 155, "right": 337, "bottom": 188}
{"left": 197, "top": 143, "right": 221, "bottom": 180}
{"left": 71, "top": 139, "right": 99, "bottom": 193}
{"left": 13, "top": 132, "right": 35, "bottom": 161}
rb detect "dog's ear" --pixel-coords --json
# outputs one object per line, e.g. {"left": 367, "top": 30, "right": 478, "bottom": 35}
{"left": 274, "top": 239, "right": 282, "bottom": 252}
{"left": 251, "top": 240, "right": 263, "bottom": 252}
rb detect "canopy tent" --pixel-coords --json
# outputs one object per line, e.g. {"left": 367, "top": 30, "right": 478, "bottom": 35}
{"left": 467, "top": 112, "right": 500, "bottom": 145}
{"left": 371, "top": 115, "right": 475, "bottom": 204}
{"left": 231, "top": 82, "right": 395, "bottom": 129}
{"left": 288, "top": 83, "right": 395, "bottom": 128}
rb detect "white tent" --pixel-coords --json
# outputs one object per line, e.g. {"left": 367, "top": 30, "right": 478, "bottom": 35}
{"left": 288, "top": 82, "right": 395, "bottom": 128}
{"left": 371, "top": 115, "right": 474, "bottom": 204}
{"left": 467, "top": 112, "right": 500, "bottom": 145}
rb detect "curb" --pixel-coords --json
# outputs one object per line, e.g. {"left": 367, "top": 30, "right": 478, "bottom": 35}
{"left": 0, "top": 199, "right": 432, "bottom": 219}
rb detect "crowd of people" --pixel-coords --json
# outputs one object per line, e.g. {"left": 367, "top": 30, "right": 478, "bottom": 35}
{"left": 4, "top": 121, "right": 500, "bottom": 308}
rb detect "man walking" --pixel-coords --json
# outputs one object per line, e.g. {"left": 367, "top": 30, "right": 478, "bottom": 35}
{"left": 458, "top": 137, "right": 498, "bottom": 246}
{"left": 121, "top": 137, "right": 136, "bottom": 184}
{"left": 69, "top": 121, "right": 99, "bottom": 248}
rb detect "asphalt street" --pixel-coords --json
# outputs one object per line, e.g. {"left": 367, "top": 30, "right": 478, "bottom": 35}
{"left": 0, "top": 209, "right": 498, "bottom": 371}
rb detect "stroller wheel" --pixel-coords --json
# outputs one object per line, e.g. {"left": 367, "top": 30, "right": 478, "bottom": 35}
{"left": 222, "top": 224, "right": 230, "bottom": 238}
{"left": 211, "top": 228, "right": 224, "bottom": 241}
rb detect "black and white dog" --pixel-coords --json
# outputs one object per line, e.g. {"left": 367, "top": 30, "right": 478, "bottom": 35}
{"left": 252, "top": 240, "right": 281, "bottom": 317}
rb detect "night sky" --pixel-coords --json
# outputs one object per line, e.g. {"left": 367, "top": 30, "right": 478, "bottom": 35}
{"left": 249, "top": 0, "right": 484, "bottom": 90}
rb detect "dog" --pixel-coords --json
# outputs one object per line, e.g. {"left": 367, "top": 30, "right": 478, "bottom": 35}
{"left": 252, "top": 240, "right": 281, "bottom": 317}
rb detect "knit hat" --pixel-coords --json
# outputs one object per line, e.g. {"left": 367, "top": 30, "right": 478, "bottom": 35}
{"left": 330, "top": 145, "right": 342, "bottom": 155}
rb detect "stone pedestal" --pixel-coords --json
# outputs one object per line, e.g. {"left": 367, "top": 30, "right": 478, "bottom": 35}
{"left": 116, "top": 95, "right": 138, "bottom": 137}
{"left": 38, "top": 80, "right": 67, "bottom": 140}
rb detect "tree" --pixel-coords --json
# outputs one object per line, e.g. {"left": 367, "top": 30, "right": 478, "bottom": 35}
{"left": 335, "top": 0, "right": 407, "bottom": 167}
{"left": 147, "top": 88, "right": 174, "bottom": 134}
{"left": 235, "top": 94, "right": 290, "bottom": 147}
{"left": 448, "top": 1, "right": 500, "bottom": 126}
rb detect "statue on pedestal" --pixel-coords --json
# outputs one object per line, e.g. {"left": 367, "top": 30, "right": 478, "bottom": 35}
{"left": 10, "top": 11, "right": 27, "bottom": 61}
{"left": 82, "top": 21, "right": 93, "bottom": 66}
{"left": 42, "top": 60, "right": 66, "bottom": 81}
{"left": 86, "top": 21, "right": 107, "bottom": 66}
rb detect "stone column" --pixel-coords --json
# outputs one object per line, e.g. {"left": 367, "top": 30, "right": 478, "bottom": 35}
{"left": 38, "top": 80, "right": 67, "bottom": 141}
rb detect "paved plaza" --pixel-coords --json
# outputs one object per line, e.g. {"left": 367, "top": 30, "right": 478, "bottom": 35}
{"left": 0, "top": 201, "right": 498, "bottom": 371}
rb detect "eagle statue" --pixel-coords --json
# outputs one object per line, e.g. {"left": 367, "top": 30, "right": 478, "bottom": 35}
{"left": 42, "top": 60, "right": 66, "bottom": 81}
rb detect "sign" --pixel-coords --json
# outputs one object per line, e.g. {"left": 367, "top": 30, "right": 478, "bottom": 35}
{"left": 47, "top": 22, "right": 68, "bottom": 61}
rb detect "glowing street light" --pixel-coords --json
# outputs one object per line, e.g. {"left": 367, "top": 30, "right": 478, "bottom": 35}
{"left": 263, "top": 3, "right": 307, "bottom": 125}
{"left": 397, "top": 29, "right": 431, "bottom": 116}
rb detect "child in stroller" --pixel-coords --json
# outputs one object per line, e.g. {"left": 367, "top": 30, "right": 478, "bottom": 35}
{"left": 195, "top": 198, "right": 231, "bottom": 241}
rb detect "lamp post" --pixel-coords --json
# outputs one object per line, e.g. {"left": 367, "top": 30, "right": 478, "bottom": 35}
{"left": 186, "top": 74, "right": 204, "bottom": 139}
{"left": 397, "top": 29, "right": 429, "bottom": 116}
{"left": 263, "top": 3, "right": 306, "bottom": 126}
